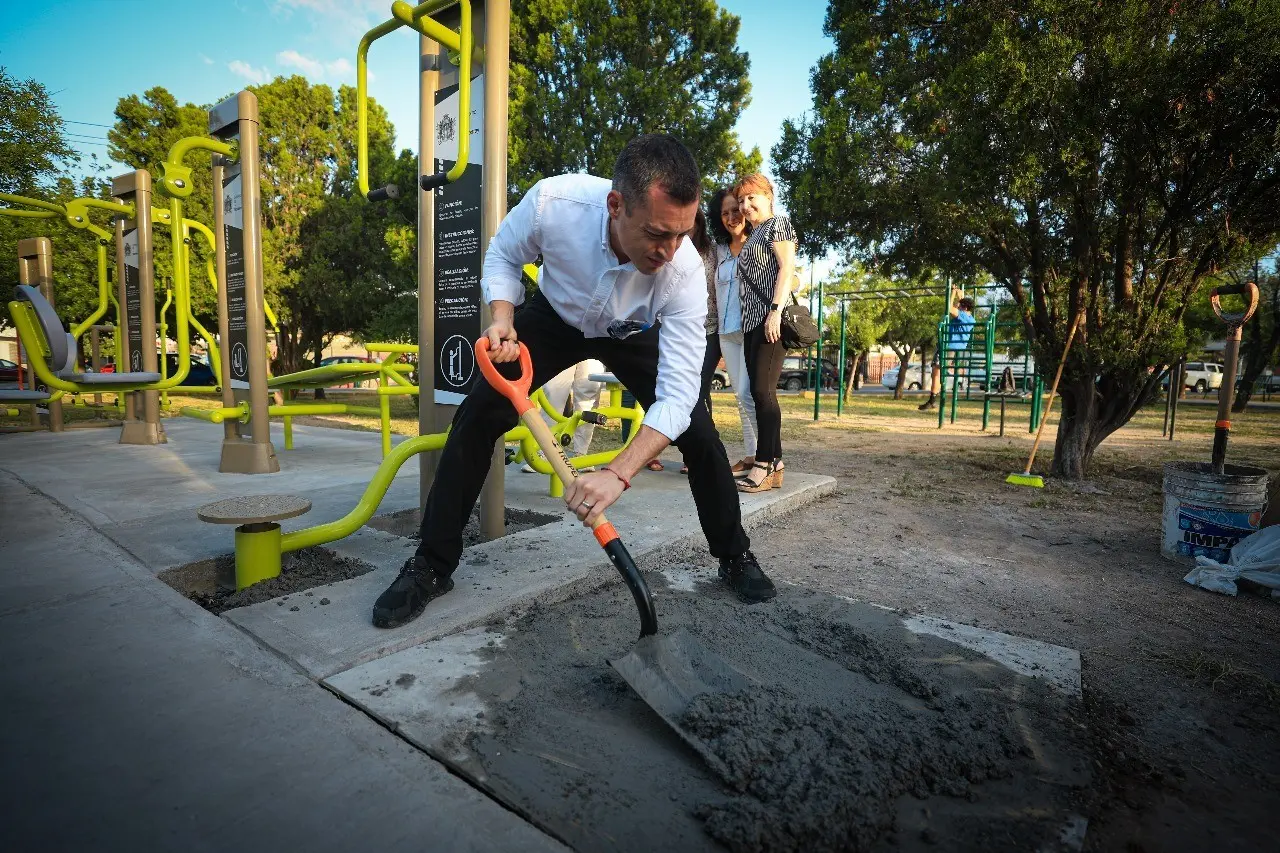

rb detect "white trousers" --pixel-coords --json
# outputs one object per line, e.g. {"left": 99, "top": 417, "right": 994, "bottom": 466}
{"left": 540, "top": 359, "right": 605, "bottom": 455}
{"left": 719, "top": 332, "right": 758, "bottom": 458}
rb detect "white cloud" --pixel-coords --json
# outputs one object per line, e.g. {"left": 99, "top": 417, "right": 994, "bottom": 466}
{"left": 326, "top": 57, "right": 353, "bottom": 77}
{"left": 199, "top": 53, "right": 215, "bottom": 66}
{"left": 228, "top": 60, "right": 271, "bottom": 84}
{"left": 277, "top": 49, "right": 325, "bottom": 77}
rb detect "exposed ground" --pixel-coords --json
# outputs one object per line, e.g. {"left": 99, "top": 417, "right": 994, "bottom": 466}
{"left": 29, "top": 386, "right": 1280, "bottom": 851}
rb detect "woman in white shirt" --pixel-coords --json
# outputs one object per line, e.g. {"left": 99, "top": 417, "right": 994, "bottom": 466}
{"left": 708, "top": 188, "right": 758, "bottom": 475}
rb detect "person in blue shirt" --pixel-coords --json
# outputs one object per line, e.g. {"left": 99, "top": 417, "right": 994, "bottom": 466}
{"left": 919, "top": 287, "right": 975, "bottom": 411}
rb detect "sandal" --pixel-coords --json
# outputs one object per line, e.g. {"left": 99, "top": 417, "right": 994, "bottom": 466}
{"left": 771, "top": 460, "right": 785, "bottom": 489}
{"left": 730, "top": 456, "right": 755, "bottom": 478}
{"left": 679, "top": 465, "right": 689, "bottom": 475}
{"left": 736, "top": 461, "right": 774, "bottom": 493}
{"left": 645, "top": 459, "right": 665, "bottom": 472}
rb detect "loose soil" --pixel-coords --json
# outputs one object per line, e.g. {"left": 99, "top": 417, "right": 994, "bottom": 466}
{"left": 366, "top": 505, "right": 559, "bottom": 542}
{"left": 160, "top": 547, "right": 374, "bottom": 614}
{"left": 677, "top": 396, "right": 1279, "bottom": 853}
{"left": 451, "top": 579, "right": 1085, "bottom": 853}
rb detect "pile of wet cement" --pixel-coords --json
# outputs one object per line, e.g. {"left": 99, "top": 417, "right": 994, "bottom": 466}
{"left": 454, "top": 571, "right": 1084, "bottom": 852}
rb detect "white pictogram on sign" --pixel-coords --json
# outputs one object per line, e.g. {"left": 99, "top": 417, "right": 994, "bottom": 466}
{"left": 439, "top": 335, "right": 475, "bottom": 388}
{"left": 231, "top": 342, "right": 248, "bottom": 378}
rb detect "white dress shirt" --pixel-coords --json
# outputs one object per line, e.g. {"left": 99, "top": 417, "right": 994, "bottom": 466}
{"left": 482, "top": 174, "right": 708, "bottom": 441}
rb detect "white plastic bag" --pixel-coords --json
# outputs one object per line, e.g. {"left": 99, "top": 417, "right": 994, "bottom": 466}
{"left": 1184, "top": 526, "right": 1280, "bottom": 598}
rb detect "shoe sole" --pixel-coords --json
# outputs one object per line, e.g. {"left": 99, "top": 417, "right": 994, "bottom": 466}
{"left": 371, "top": 578, "right": 454, "bottom": 629}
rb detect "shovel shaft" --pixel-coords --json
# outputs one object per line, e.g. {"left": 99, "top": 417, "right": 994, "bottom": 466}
{"left": 479, "top": 338, "right": 657, "bottom": 637}
{"left": 1208, "top": 283, "right": 1256, "bottom": 475}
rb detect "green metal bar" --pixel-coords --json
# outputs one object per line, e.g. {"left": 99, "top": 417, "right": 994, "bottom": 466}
{"left": 281, "top": 430, "right": 453, "bottom": 553}
{"left": 159, "top": 282, "right": 173, "bottom": 409}
{"left": 180, "top": 402, "right": 248, "bottom": 424}
{"left": 812, "top": 272, "right": 823, "bottom": 421}
{"left": 70, "top": 240, "right": 111, "bottom": 338}
{"left": 836, "top": 301, "right": 847, "bottom": 417}
{"left": 0, "top": 209, "right": 57, "bottom": 219}
{"left": 936, "top": 321, "right": 946, "bottom": 429}
{"left": 0, "top": 192, "right": 64, "bottom": 214}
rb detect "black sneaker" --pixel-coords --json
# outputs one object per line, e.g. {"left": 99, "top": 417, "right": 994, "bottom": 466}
{"left": 917, "top": 395, "right": 936, "bottom": 411}
{"left": 372, "top": 556, "right": 454, "bottom": 628}
{"left": 718, "top": 551, "right": 777, "bottom": 603}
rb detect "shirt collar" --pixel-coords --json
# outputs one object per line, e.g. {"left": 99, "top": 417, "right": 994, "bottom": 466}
{"left": 599, "top": 206, "right": 636, "bottom": 272}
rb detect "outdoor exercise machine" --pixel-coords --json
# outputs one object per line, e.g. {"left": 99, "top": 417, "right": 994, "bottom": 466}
{"left": 935, "top": 312, "right": 1045, "bottom": 434}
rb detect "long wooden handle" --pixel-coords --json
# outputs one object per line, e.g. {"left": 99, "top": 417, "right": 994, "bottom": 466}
{"left": 518, "top": 408, "right": 613, "bottom": 538}
{"left": 1023, "top": 312, "right": 1083, "bottom": 474}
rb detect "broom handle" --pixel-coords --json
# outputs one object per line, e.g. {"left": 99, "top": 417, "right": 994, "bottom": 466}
{"left": 1023, "top": 312, "right": 1083, "bottom": 474}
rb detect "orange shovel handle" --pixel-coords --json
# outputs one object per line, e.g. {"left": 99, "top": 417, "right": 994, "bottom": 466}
{"left": 476, "top": 337, "right": 535, "bottom": 416}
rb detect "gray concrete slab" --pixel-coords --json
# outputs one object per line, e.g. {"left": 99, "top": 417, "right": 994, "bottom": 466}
{"left": 226, "top": 469, "right": 837, "bottom": 678}
{"left": 0, "top": 471, "right": 565, "bottom": 853}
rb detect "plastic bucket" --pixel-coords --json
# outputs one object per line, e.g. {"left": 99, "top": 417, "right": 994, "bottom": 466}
{"left": 1161, "top": 461, "right": 1270, "bottom": 564}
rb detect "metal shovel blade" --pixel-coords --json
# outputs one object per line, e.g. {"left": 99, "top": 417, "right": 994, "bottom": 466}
{"left": 608, "top": 628, "right": 752, "bottom": 771}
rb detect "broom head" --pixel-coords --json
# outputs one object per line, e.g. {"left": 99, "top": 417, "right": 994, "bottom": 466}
{"left": 1006, "top": 472, "right": 1045, "bottom": 488}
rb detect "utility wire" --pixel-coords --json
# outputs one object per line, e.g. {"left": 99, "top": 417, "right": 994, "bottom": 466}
{"left": 65, "top": 119, "right": 114, "bottom": 129}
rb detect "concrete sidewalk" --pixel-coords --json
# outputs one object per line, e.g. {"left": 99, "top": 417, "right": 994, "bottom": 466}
{"left": 0, "top": 419, "right": 837, "bottom": 850}
{"left": 0, "top": 471, "right": 566, "bottom": 852}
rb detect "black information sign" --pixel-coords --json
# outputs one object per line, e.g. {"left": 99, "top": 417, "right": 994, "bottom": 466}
{"left": 432, "top": 76, "right": 484, "bottom": 405}
{"left": 222, "top": 157, "right": 250, "bottom": 390}
{"left": 123, "top": 227, "right": 143, "bottom": 373}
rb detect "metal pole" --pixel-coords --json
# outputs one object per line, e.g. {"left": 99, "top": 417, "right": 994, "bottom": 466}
{"left": 836, "top": 300, "right": 846, "bottom": 417}
{"left": 812, "top": 265, "right": 822, "bottom": 421}
{"left": 478, "top": 0, "right": 510, "bottom": 541}
{"left": 418, "top": 33, "right": 441, "bottom": 499}
{"left": 113, "top": 171, "right": 166, "bottom": 445}
{"left": 16, "top": 237, "right": 63, "bottom": 431}
{"left": 210, "top": 91, "right": 279, "bottom": 473}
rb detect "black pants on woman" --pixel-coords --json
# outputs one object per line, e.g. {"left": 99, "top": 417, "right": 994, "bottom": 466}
{"left": 743, "top": 323, "right": 784, "bottom": 462}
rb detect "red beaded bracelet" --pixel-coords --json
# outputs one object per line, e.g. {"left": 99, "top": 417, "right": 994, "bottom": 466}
{"left": 601, "top": 466, "right": 631, "bottom": 491}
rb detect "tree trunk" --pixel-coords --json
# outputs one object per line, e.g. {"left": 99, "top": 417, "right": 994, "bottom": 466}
{"left": 893, "top": 349, "right": 912, "bottom": 399}
{"left": 1231, "top": 326, "right": 1280, "bottom": 413}
{"left": 312, "top": 329, "right": 326, "bottom": 401}
{"left": 1050, "top": 377, "right": 1106, "bottom": 479}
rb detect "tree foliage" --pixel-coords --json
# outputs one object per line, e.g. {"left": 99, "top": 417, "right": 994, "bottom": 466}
{"left": 775, "top": 0, "right": 1280, "bottom": 476}
{"left": 509, "top": 0, "right": 753, "bottom": 199}
{"left": 107, "top": 78, "right": 412, "bottom": 373}
{"left": 0, "top": 67, "right": 77, "bottom": 195}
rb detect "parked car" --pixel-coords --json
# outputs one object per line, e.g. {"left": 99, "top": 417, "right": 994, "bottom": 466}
{"left": 165, "top": 354, "right": 217, "bottom": 386}
{"left": 0, "top": 357, "right": 20, "bottom": 383}
{"left": 320, "top": 355, "right": 372, "bottom": 367}
{"left": 709, "top": 366, "right": 731, "bottom": 391}
{"left": 881, "top": 364, "right": 973, "bottom": 392}
{"left": 1181, "top": 361, "right": 1223, "bottom": 393}
{"left": 778, "top": 356, "right": 837, "bottom": 392}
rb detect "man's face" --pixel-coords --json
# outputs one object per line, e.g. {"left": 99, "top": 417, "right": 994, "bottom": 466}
{"left": 607, "top": 185, "right": 698, "bottom": 275}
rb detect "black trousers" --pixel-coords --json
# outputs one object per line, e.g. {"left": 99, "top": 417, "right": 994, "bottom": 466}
{"left": 743, "top": 323, "right": 785, "bottom": 462}
{"left": 697, "top": 332, "right": 722, "bottom": 417}
{"left": 415, "top": 292, "right": 750, "bottom": 577}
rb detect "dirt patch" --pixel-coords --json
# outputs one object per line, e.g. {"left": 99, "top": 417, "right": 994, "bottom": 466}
{"left": 442, "top": 577, "right": 1085, "bottom": 853}
{"left": 719, "top": 400, "right": 1280, "bottom": 853}
{"left": 366, "top": 506, "right": 559, "bottom": 542}
{"left": 160, "top": 548, "right": 374, "bottom": 614}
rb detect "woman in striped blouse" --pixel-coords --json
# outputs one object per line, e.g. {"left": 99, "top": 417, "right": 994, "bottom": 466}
{"left": 732, "top": 173, "right": 796, "bottom": 492}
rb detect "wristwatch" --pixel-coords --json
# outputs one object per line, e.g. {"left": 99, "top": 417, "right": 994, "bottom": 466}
{"left": 769, "top": 302, "right": 781, "bottom": 312}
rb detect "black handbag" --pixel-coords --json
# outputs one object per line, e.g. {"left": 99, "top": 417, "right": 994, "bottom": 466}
{"left": 780, "top": 295, "right": 820, "bottom": 350}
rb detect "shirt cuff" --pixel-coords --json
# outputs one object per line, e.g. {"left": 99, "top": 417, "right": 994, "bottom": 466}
{"left": 641, "top": 399, "right": 689, "bottom": 442}
{"left": 481, "top": 275, "right": 526, "bottom": 306}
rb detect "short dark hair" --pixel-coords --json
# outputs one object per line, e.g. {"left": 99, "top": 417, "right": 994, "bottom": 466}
{"left": 613, "top": 134, "right": 701, "bottom": 212}
{"left": 959, "top": 297, "right": 975, "bottom": 312}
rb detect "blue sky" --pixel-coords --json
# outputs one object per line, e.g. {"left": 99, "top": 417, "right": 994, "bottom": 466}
{"left": 0, "top": 0, "right": 832, "bottom": 185}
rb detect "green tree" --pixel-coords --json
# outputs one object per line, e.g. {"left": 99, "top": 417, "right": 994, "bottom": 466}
{"left": 774, "top": 0, "right": 1280, "bottom": 477}
{"left": 509, "top": 0, "right": 753, "bottom": 200}
{"left": 108, "top": 78, "right": 408, "bottom": 374}
{"left": 0, "top": 67, "right": 77, "bottom": 194}
{"left": 1226, "top": 259, "right": 1280, "bottom": 411}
